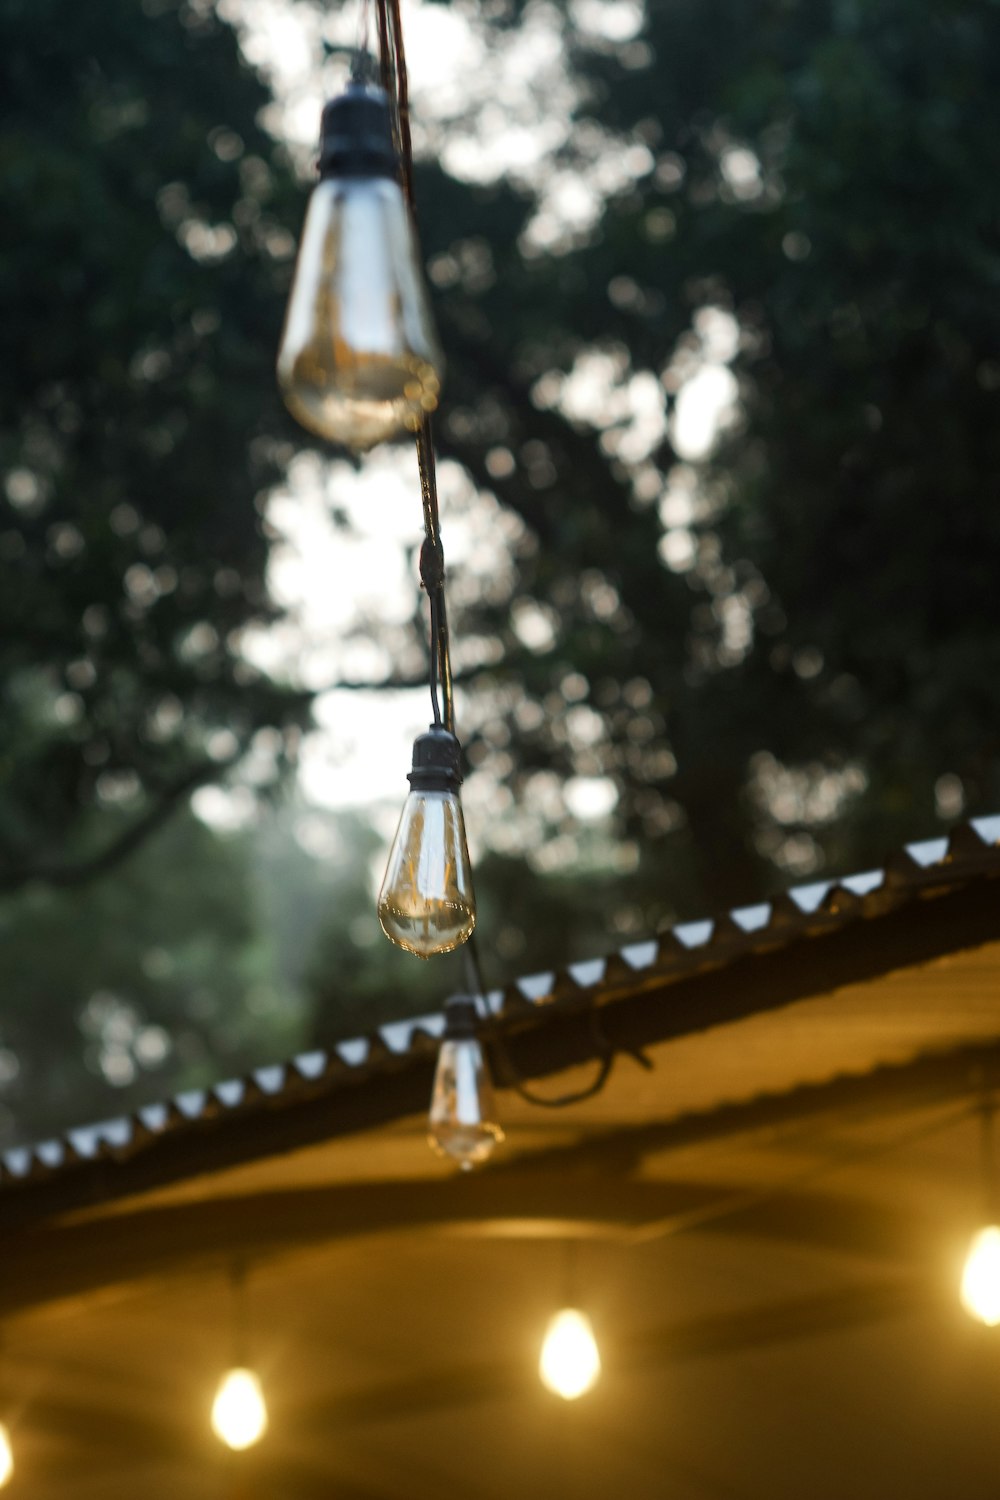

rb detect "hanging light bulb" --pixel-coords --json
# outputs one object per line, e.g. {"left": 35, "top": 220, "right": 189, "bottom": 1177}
{"left": 277, "top": 71, "right": 443, "bottom": 450}
{"left": 961, "top": 1225, "right": 1000, "bottom": 1326}
{"left": 539, "top": 1309, "right": 601, "bottom": 1400}
{"left": 428, "top": 996, "right": 503, "bottom": 1169}
{"left": 211, "top": 1367, "right": 268, "bottom": 1451}
{"left": 212, "top": 1263, "right": 267, "bottom": 1451}
{"left": 378, "top": 725, "right": 475, "bottom": 957}
{"left": 960, "top": 1101, "right": 1000, "bottom": 1325}
{"left": 0, "top": 1422, "right": 13, "bottom": 1487}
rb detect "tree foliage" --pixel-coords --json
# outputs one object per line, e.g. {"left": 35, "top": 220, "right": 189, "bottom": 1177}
{"left": 0, "top": 0, "right": 309, "bottom": 885}
{"left": 0, "top": 810, "right": 308, "bottom": 1139}
{"left": 414, "top": 0, "right": 1000, "bottom": 914}
{"left": 2, "top": 0, "right": 1000, "bottom": 1136}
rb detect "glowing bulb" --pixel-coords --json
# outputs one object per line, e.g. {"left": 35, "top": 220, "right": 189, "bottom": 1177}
{"left": 0, "top": 1422, "right": 14, "bottom": 1486}
{"left": 378, "top": 727, "right": 475, "bottom": 957}
{"left": 211, "top": 1368, "right": 268, "bottom": 1451}
{"left": 428, "top": 999, "right": 503, "bottom": 1169}
{"left": 277, "top": 80, "right": 443, "bottom": 449}
{"left": 539, "top": 1309, "right": 601, "bottom": 1400}
{"left": 961, "top": 1224, "right": 1000, "bottom": 1325}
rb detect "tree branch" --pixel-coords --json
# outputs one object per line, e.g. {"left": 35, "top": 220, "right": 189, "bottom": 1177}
{"left": 0, "top": 759, "right": 231, "bottom": 894}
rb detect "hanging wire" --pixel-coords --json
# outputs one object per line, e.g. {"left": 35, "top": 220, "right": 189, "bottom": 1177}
{"left": 375, "top": 0, "right": 393, "bottom": 98}
{"left": 462, "top": 931, "right": 652, "bottom": 1108}
{"left": 377, "top": 0, "right": 417, "bottom": 215}
{"left": 374, "top": 0, "right": 455, "bottom": 735}
{"left": 367, "top": 0, "right": 632, "bottom": 1114}
{"left": 494, "top": 1006, "right": 653, "bottom": 1109}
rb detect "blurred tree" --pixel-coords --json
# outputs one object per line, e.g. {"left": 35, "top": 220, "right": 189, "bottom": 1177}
{"left": 0, "top": 808, "right": 309, "bottom": 1140}
{"left": 405, "top": 0, "right": 1000, "bottom": 924}
{"left": 0, "top": 0, "right": 310, "bottom": 888}
{"left": 4, "top": 0, "right": 1000, "bottom": 1128}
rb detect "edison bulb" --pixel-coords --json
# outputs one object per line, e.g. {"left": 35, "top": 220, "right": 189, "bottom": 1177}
{"left": 0, "top": 1422, "right": 13, "bottom": 1486}
{"left": 378, "top": 728, "right": 475, "bottom": 958}
{"left": 539, "top": 1309, "right": 601, "bottom": 1400}
{"left": 378, "top": 788, "right": 475, "bottom": 956}
{"left": 428, "top": 1003, "right": 503, "bottom": 1169}
{"left": 277, "top": 82, "right": 443, "bottom": 449}
{"left": 211, "top": 1368, "right": 268, "bottom": 1451}
{"left": 961, "top": 1225, "right": 1000, "bottom": 1326}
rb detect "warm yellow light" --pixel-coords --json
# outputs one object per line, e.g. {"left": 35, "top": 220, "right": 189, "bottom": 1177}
{"left": 961, "top": 1224, "right": 1000, "bottom": 1325}
{"left": 211, "top": 1367, "right": 268, "bottom": 1450}
{"left": 539, "top": 1308, "right": 601, "bottom": 1400}
{"left": 0, "top": 1422, "right": 13, "bottom": 1487}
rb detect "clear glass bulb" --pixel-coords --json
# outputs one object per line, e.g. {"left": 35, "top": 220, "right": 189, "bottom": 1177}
{"left": 428, "top": 1033, "right": 503, "bottom": 1169}
{"left": 211, "top": 1367, "right": 268, "bottom": 1451}
{"left": 377, "top": 788, "right": 475, "bottom": 957}
{"left": 539, "top": 1309, "right": 601, "bottom": 1400}
{"left": 277, "top": 176, "right": 443, "bottom": 449}
{"left": 0, "top": 1422, "right": 13, "bottom": 1487}
{"left": 961, "top": 1224, "right": 1000, "bottom": 1325}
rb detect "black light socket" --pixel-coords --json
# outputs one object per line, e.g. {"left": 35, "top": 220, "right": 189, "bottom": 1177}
{"left": 407, "top": 725, "right": 463, "bottom": 794}
{"left": 443, "top": 996, "right": 479, "bottom": 1041}
{"left": 318, "top": 80, "right": 399, "bottom": 181}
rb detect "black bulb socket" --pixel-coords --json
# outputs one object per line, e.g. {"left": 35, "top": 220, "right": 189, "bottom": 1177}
{"left": 443, "top": 996, "right": 479, "bottom": 1041}
{"left": 318, "top": 81, "right": 400, "bottom": 182}
{"left": 407, "top": 725, "right": 463, "bottom": 795}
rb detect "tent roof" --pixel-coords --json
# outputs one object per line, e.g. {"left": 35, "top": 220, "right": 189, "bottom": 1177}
{"left": 3, "top": 815, "right": 1000, "bottom": 1223}
{"left": 3, "top": 817, "right": 1000, "bottom": 1497}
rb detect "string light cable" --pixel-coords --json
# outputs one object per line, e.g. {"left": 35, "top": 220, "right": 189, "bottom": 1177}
{"left": 367, "top": 0, "right": 478, "bottom": 959}
{"left": 277, "top": 0, "right": 474, "bottom": 959}
{"left": 280, "top": 0, "right": 647, "bottom": 1138}
{"left": 462, "top": 934, "right": 653, "bottom": 1111}
{"left": 423, "top": 932, "right": 657, "bottom": 1167}
{"left": 374, "top": 0, "right": 455, "bottom": 740}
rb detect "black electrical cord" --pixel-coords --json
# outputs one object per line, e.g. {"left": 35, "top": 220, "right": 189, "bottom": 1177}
{"left": 371, "top": 1, "right": 628, "bottom": 1115}
{"left": 462, "top": 931, "right": 652, "bottom": 1109}
{"left": 374, "top": 0, "right": 455, "bottom": 735}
